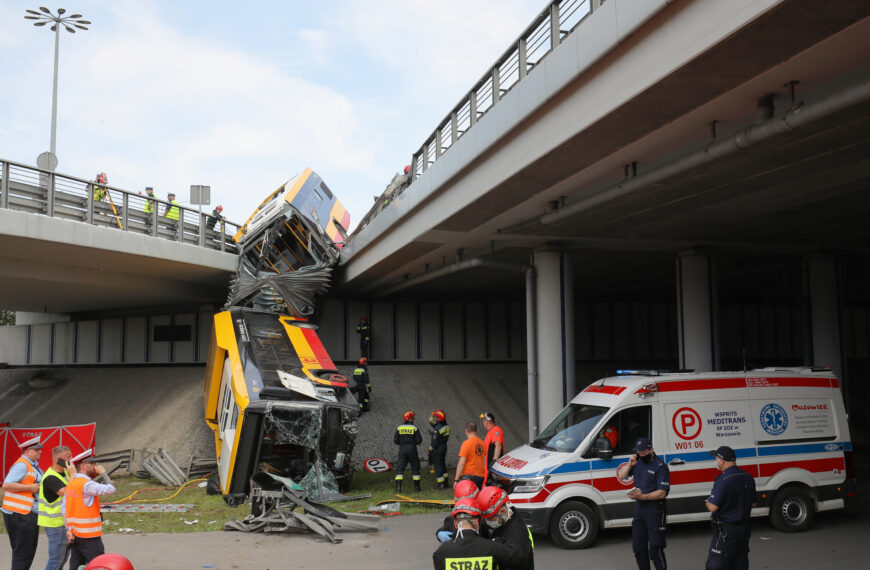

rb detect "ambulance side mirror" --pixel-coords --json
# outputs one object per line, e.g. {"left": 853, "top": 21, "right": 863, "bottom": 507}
{"left": 593, "top": 436, "right": 614, "bottom": 460}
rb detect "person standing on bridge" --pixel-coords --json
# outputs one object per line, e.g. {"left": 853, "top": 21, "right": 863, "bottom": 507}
{"left": 617, "top": 437, "right": 670, "bottom": 570}
{"left": 206, "top": 204, "right": 225, "bottom": 231}
{"left": 92, "top": 172, "right": 108, "bottom": 202}
{"left": 164, "top": 192, "right": 180, "bottom": 221}
{"left": 394, "top": 411, "right": 423, "bottom": 493}
{"left": 2, "top": 436, "right": 43, "bottom": 570}
{"left": 704, "top": 445, "right": 755, "bottom": 570}
{"left": 356, "top": 315, "right": 371, "bottom": 359}
{"left": 480, "top": 412, "right": 505, "bottom": 486}
{"left": 140, "top": 186, "right": 156, "bottom": 217}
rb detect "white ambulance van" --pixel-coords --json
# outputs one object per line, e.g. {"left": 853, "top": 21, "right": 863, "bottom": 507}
{"left": 490, "top": 367, "right": 857, "bottom": 549}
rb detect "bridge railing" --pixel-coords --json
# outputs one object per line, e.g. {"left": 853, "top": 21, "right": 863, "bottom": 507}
{"left": 0, "top": 157, "right": 240, "bottom": 253}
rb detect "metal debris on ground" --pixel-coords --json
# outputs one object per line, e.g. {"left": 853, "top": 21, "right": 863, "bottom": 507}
{"left": 101, "top": 504, "right": 194, "bottom": 513}
{"left": 186, "top": 455, "right": 218, "bottom": 479}
{"left": 92, "top": 449, "right": 135, "bottom": 476}
{"left": 142, "top": 449, "right": 187, "bottom": 487}
{"left": 223, "top": 473, "right": 378, "bottom": 543}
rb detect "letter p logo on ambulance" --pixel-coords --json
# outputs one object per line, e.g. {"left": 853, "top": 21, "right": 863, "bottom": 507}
{"left": 760, "top": 403, "right": 788, "bottom": 436}
{"left": 672, "top": 407, "right": 702, "bottom": 440}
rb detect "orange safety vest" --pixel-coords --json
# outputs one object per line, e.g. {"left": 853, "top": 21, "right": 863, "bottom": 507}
{"left": 64, "top": 477, "right": 102, "bottom": 538}
{"left": 1, "top": 457, "right": 37, "bottom": 515}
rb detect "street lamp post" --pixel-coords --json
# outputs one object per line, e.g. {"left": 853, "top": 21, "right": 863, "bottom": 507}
{"left": 24, "top": 7, "right": 90, "bottom": 171}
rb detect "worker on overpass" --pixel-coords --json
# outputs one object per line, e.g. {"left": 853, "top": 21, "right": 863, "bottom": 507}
{"left": 206, "top": 205, "right": 225, "bottom": 230}
{"left": 165, "top": 192, "right": 180, "bottom": 222}
{"left": 394, "top": 410, "right": 423, "bottom": 493}
{"left": 141, "top": 186, "right": 156, "bottom": 216}
{"left": 92, "top": 172, "right": 108, "bottom": 202}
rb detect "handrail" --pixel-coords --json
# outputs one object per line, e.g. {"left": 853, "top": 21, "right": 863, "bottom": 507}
{"left": 0, "top": 156, "right": 240, "bottom": 253}
{"left": 357, "top": 0, "right": 603, "bottom": 233}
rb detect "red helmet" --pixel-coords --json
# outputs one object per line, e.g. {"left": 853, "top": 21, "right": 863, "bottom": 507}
{"left": 451, "top": 497, "right": 481, "bottom": 519}
{"left": 433, "top": 409, "right": 446, "bottom": 423}
{"left": 360, "top": 315, "right": 368, "bottom": 322}
{"left": 403, "top": 165, "right": 411, "bottom": 175}
{"left": 359, "top": 357, "right": 368, "bottom": 365}
{"left": 454, "top": 479, "right": 478, "bottom": 500}
{"left": 603, "top": 425, "right": 619, "bottom": 449}
{"left": 96, "top": 172, "right": 107, "bottom": 184}
{"left": 477, "top": 486, "right": 509, "bottom": 518}
{"left": 85, "top": 553, "right": 134, "bottom": 570}
{"left": 403, "top": 410, "right": 415, "bottom": 422}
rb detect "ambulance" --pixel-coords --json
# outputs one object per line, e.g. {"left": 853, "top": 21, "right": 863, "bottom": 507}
{"left": 489, "top": 367, "right": 857, "bottom": 549}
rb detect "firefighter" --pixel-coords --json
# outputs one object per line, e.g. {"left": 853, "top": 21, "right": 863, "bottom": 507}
{"left": 352, "top": 358, "right": 371, "bottom": 412}
{"left": 432, "top": 498, "right": 517, "bottom": 570}
{"left": 394, "top": 410, "right": 422, "bottom": 493}
{"left": 478, "top": 486, "right": 535, "bottom": 569}
{"left": 355, "top": 315, "right": 371, "bottom": 358}
{"left": 428, "top": 409, "right": 450, "bottom": 489}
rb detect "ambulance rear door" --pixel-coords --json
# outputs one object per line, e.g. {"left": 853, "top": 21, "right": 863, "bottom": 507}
{"left": 658, "top": 374, "right": 756, "bottom": 519}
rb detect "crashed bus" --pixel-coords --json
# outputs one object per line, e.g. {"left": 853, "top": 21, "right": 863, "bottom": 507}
{"left": 204, "top": 169, "right": 356, "bottom": 506}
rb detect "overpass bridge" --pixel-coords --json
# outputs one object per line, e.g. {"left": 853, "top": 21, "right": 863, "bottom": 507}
{"left": 332, "top": 0, "right": 870, "bottom": 432}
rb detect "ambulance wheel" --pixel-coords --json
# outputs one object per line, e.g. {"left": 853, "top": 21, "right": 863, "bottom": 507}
{"left": 549, "top": 501, "right": 598, "bottom": 549}
{"left": 770, "top": 486, "right": 814, "bottom": 532}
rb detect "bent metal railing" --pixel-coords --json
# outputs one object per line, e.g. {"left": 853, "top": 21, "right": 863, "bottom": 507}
{"left": 0, "top": 157, "right": 239, "bottom": 253}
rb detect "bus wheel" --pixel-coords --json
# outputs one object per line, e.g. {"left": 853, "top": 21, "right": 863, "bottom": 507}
{"left": 549, "top": 500, "right": 599, "bottom": 549}
{"left": 770, "top": 486, "right": 814, "bottom": 532}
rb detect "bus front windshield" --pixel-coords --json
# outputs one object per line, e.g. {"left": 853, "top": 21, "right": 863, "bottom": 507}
{"left": 531, "top": 404, "right": 608, "bottom": 453}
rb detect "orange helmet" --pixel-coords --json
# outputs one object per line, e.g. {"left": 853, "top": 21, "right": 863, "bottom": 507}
{"left": 359, "top": 357, "right": 368, "bottom": 366}
{"left": 403, "top": 410, "right": 415, "bottom": 422}
{"left": 454, "top": 479, "right": 478, "bottom": 500}
{"left": 432, "top": 409, "right": 446, "bottom": 423}
{"left": 477, "top": 486, "right": 509, "bottom": 518}
{"left": 451, "top": 497, "right": 481, "bottom": 519}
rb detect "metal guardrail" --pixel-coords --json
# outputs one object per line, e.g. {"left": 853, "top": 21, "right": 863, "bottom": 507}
{"left": 0, "top": 157, "right": 240, "bottom": 253}
{"left": 409, "top": 0, "right": 603, "bottom": 181}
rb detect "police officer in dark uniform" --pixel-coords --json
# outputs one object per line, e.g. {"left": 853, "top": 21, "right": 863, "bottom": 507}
{"left": 617, "top": 437, "right": 670, "bottom": 570}
{"left": 351, "top": 358, "right": 371, "bottom": 412}
{"left": 355, "top": 316, "right": 371, "bottom": 359}
{"left": 433, "top": 498, "right": 517, "bottom": 570}
{"left": 394, "top": 410, "right": 423, "bottom": 493}
{"left": 705, "top": 445, "right": 756, "bottom": 570}
{"left": 428, "top": 409, "right": 450, "bottom": 490}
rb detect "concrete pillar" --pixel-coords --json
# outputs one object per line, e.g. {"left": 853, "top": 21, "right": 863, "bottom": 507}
{"left": 533, "top": 246, "right": 574, "bottom": 427}
{"left": 805, "top": 256, "right": 844, "bottom": 380}
{"left": 676, "top": 251, "right": 719, "bottom": 372}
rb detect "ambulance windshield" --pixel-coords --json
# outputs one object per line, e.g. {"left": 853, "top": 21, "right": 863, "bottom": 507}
{"left": 531, "top": 404, "right": 608, "bottom": 453}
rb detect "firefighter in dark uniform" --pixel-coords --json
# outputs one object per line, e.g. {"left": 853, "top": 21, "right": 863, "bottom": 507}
{"left": 478, "top": 486, "right": 535, "bottom": 569}
{"left": 429, "top": 409, "right": 450, "bottom": 489}
{"left": 394, "top": 411, "right": 423, "bottom": 493}
{"left": 355, "top": 316, "right": 371, "bottom": 358}
{"left": 433, "top": 498, "right": 518, "bottom": 570}
{"left": 705, "top": 445, "right": 756, "bottom": 570}
{"left": 617, "top": 437, "right": 670, "bottom": 570}
{"left": 352, "top": 358, "right": 371, "bottom": 412}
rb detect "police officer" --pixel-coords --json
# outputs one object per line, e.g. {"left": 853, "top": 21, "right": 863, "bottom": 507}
{"left": 428, "top": 409, "right": 450, "bottom": 489}
{"left": 705, "top": 445, "right": 756, "bottom": 570}
{"left": 478, "top": 486, "right": 535, "bottom": 569}
{"left": 433, "top": 498, "right": 517, "bottom": 570}
{"left": 2, "top": 436, "right": 43, "bottom": 570}
{"left": 394, "top": 411, "right": 422, "bottom": 493}
{"left": 355, "top": 316, "right": 371, "bottom": 359}
{"left": 352, "top": 358, "right": 371, "bottom": 412}
{"left": 617, "top": 437, "right": 670, "bottom": 570}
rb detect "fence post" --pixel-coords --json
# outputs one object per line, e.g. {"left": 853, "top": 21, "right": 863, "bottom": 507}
{"left": 177, "top": 209, "right": 184, "bottom": 242}
{"left": 469, "top": 90, "right": 478, "bottom": 126}
{"left": 1, "top": 162, "right": 9, "bottom": 209}
{"left": 199, "top": 212, "right": 206, "bottom": 247}
{"left": 492, "top": 66, "right": 501, "bottom": 105}
{"left": 550, "top": 3, "right": 561, "bottom": 51}
{"left": 435, "top": 128, "right": 443, "bottom": 158}
{"left": 518, "top": 38, "right": 528, "bottom": 79}
{"left": 451, "top": 112, "right": 459, "bottom": 144}
{"left": 220, "top": 222, "right": 226, "bottom": 252}
{"left": 46, "top": 172, "right": 55, "bottom": 217}
{"left": 122, "top": 193, "right": 129, "bottom": 231}
{"left": 86, "top": 183, "right": 94, "bottom": 225}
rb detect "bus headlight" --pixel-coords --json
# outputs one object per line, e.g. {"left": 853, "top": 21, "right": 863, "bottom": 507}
{"left": 512, "top": 476, "right": 547, "bottom": 494}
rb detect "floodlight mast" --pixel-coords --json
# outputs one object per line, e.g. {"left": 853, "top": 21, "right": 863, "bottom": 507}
{"left": 24, "top": 7, "right": 91, "bottom": 170}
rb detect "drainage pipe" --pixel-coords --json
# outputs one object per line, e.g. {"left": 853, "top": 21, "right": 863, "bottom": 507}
{"left": 525, "top": 266, "right": 539, "bottom": 443}
{"left": 540, "top": 77, "right": 870, "bottom": 226}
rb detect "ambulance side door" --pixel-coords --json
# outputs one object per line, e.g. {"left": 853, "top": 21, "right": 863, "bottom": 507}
{"left": 589, "top": 404, "right": 654, "bottom": 523}
{"left": 659, "top": 380, "right": 755, "bottom": 517}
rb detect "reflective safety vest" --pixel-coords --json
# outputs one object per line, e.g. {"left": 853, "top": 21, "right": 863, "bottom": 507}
{"left": 1, "top": 457, "right": 37, "bottom": 515}
{"left": 64, "top": 477, "right": 102, "bottom": 538}
{"left": 144, "top": 196, "right": 154, "bottom": 214}
{"left": 38, "top": 467, "right": 68, "bottom": 527}
{"left": 166, "top": 199, "right": 180, "bottom": 220}
{"left": 445, "top": 556, "right": 495, "bottom": 569}
{"left": 93, "top": 185, "right": 107, "bottom": 202}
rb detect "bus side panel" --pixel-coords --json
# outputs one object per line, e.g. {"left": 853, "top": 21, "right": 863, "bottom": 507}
{"left": 228, "top": 411, "right": 263, "bottom": 497}
{"left": 203, "top": 314, "right": 230, "bottom": 425}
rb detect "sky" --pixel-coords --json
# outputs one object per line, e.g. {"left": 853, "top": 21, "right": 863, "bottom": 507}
{"left": 0, "top": 0, "right": 545, "bottom": 231}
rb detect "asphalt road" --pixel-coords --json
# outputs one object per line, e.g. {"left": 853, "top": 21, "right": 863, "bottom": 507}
{"left": 2, "top": 507, "right": 864, "bottom": 569}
